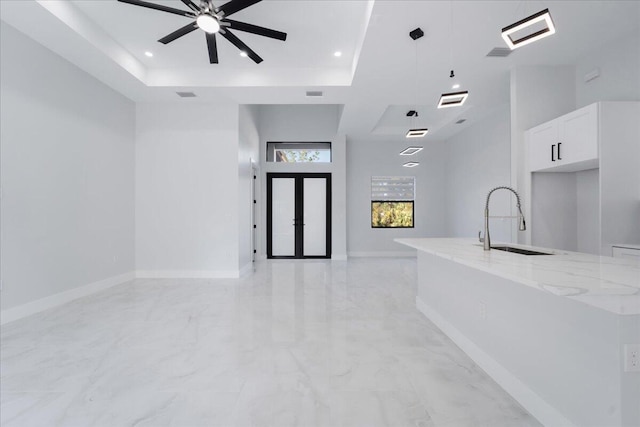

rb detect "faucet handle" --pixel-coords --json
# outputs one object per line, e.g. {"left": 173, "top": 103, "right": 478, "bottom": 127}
{"left": 478, "top": 231, "right": 484, "bottom": 243}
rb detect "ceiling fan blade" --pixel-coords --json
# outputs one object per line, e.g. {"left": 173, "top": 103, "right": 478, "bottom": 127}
{"left": 206, "top": 32, "right": 219, "bottom": 64}
{"left": 158, "top": 22, "right": 199, "bottom": 44}
{"left": 220, "top": 29, "right": 263, "bottom": 63}
{"left": 217, "top": 0, "right": 261, "bottom": 17}
{"left": 180, "top": 0, "right": 200, "bottom": 12}
{"left": 225, "top": 19, "right": 287, "bottom": 41}
{"left": 117, "top": 0, "right": 194, "bottom": 18}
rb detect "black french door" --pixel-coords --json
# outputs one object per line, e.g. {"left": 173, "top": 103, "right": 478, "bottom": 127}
{"left": 266, "top": 173, "right": 331, "bottom": 259}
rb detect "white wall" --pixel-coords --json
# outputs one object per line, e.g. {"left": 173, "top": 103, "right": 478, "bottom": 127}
{"left": 258, "top": 105, "right": 347, "bottom": 259}
{"left": 576, "top": 169, "right": 600, "bottom": 254}
{"left": 346, "top": 137, "right": 446, "bottom": 256}
{"left": 575, "top": 29, "right": 640, "bottom": 108}
{"left": 599, "top": 102, "right": 640, "bottom": 253}
{"left": 238, "top": 105, "right": 260, "bottom": 271}
{"left": 0, "top": 22, "right": 135, "bottom": 311}
{"left": 444, "top": 106, "right": 512, "bottom": 243}
{"left": 510, "top": 66, "right": 576, "bottom": 244}
{"left": 258, "top": 105, "right": 341, "bottom": 142}
{"left": 135, "top": 102, "right": 241, "bottom": 277}
{"left": 530, "top": 173, "right": 578, "bottom": 251}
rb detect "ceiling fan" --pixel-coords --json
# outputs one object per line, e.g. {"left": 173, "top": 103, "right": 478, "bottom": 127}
{"left": 117, "top": 0, "right": 287, "bottom": 64}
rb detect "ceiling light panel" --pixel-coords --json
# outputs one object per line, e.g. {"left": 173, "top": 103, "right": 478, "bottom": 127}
{"left": 406, "top": 129, "right": 429, "bottom": 138}
{"left": 437, "top": 91, "right": 469, "bottom": 109}
{"left": 501, "top": 8, "right": 556, "bottom": 50}
{"left": 403, "top": 162, "right": 420, "bottom": 168}
{"left": 400, "top": 147, "right": 424, "bottom": 156}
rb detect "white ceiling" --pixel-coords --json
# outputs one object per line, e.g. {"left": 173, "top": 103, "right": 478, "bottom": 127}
{"left": 1, "top": 0, "right": 639, "bottom": 140}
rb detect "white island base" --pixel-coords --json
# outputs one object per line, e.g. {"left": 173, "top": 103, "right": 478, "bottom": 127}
{"left": 396, "top": 238, "right": 640, "bottom": 427}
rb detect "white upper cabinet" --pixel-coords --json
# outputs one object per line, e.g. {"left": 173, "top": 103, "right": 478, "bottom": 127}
{"left": 528, "top": 103, "right": 598, "bottom": 172}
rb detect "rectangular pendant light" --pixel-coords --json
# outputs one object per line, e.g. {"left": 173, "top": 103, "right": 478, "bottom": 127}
{"left": 403, "top": 162, "right": 420, "bottom": 168}
{"left": 501, "top": 8, "right": 556, "bottom": 50}
{"left": 400, "top": 146, "right": 424, "bottom": 156}
{"left": 406, "top": 128, "right": 429, "bottom": 138}
{"left": 437, "top": 91, "right": 469, "bottom": 109}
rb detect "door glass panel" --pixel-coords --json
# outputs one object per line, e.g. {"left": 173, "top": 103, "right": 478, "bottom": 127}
{"left": 303, "top": 178, "right": 327, "bottom": 256}
{"left": 271, "top": 178, "right": 296, "bottom": 256}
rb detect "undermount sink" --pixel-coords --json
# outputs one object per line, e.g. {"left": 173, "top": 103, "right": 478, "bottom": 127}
{"left": 490, "top": 245, "right": 553, "bottom": 256}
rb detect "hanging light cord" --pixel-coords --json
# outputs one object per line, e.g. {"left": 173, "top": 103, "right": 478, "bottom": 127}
{"left": 413, "top": 37, "right": 419, "bottom": 128}
{"left": 449, "top": 0, "right": 454, "bottom": 77}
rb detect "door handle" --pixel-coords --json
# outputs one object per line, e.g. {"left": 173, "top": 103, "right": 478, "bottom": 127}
{"left": 551, "top": 144, "right": 556, "bottom": 162}
{"left": 557, "top": 142, "right": 562, "bottom": 160}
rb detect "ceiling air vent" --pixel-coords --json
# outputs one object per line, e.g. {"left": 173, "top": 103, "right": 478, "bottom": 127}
{"left": 176, "top": 91, "right": 197, "bottom": 98}
{"left": 486, "top": 47, "right": 512, "bottom": 57}
{"left": 306, "top": 91, "right": 323, "bottom": 97}
{"left": 455, "top": 119, "right": 467, "bottom": 124}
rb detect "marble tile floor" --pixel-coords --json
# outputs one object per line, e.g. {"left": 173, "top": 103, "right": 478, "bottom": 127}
{"left": 1, "top": 258, "right": 541, "bottom": 427}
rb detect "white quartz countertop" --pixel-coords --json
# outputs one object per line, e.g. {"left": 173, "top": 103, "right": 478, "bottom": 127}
{"left": 395, "top": 238, "right": 640, "bottom": 315}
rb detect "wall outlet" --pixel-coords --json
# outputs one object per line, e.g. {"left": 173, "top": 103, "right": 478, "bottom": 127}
{"left": 624, "top": 344, "right": 640, "bottom": 372}
{"left": 479, "top": 301, "right": 487, "bottom": 320}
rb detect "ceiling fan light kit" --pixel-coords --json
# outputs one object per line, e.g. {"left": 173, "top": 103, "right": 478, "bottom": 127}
{"left": 501, "top": 8, "right": 556, "bottom": 49}
{"left": 196, "top": 14, "right": 220, "bottom": 33}
{"left": 117, "top": 0, "right": 287, "bottom": 64}
{"left": 437, "top": 91, "right": 469, "bottom": 108}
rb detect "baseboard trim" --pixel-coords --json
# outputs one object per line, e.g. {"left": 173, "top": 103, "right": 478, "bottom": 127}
{"left": 1, "top": 271, "right": 135, "bottom": 325}
{"left": 135, "top": 270, "right": 242, "bottom": 279}
{"left": 415, "top": 297, "right": 573, "bottom": 427}
{"left": 348, "top": 251, "right": 417, "bottom": 258}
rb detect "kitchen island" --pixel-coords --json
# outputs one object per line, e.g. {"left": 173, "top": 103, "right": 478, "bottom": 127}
{"left": 396, "top": 238, "right": 640, "bottom": 427}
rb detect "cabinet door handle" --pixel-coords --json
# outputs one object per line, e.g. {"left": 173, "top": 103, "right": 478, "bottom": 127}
{"left": 551, "top": 144, "right": 556, "bottom": 161}
{"left": 557, "top": 142, "right": 562, "bottom": 160}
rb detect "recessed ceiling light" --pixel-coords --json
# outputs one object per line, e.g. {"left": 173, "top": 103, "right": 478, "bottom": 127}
{"left": 400, "top": 147, "right": 424, "bottom": 156}
{"left": 406, "top": 129, "right": 429, "bottom": 138}
{"left": 437, "top": 91, "right": 469, "bottom": 108}
{"left": 144, "top": 51, "right": 153, "bottom": 57}
{"left": 240, "top": 51, "right": 248, "bottom": 57}
{"left": 452, "top": 83, "right": 460, "bottom": 89}
{"left": 334, "top": 51, "right": 342, "bottom": 57}
{"left": 501, "top": 8, "right": 555, "bottom": 50}
{"left": 403, "top": 162, "right": 420, "bottom": 168}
